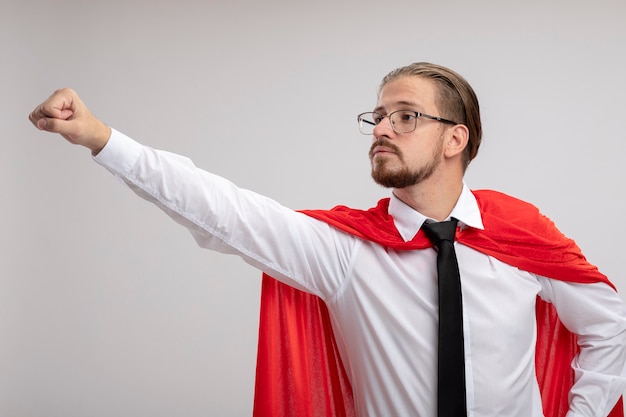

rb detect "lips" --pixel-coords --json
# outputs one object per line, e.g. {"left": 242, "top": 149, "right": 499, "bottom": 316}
{"left": 372, "top": 146, "right": 395, "bottom": 156}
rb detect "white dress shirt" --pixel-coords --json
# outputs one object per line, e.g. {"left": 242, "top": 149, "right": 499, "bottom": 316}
{"left": 95, "top": 128, "right": 626, "bottom": 417}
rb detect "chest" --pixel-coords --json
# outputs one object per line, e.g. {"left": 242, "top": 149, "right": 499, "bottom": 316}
{"left": 332, "top": 242, "right": 543, "bottom": 346}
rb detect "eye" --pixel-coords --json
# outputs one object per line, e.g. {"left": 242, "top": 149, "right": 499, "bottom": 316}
{"left": 398, "top": 111, "right": 417, "bottom": 122}
{"left": 373, "top": 113, "right": 384, "bottom": 124}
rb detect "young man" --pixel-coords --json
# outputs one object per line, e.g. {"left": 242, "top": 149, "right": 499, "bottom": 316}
{"left": 29, "top": 62, "right": 626, "bottom": 417}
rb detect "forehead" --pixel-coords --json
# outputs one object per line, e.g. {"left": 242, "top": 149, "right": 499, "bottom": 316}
{"left": 375, "top": 76, "right": 439, "bottom": 112}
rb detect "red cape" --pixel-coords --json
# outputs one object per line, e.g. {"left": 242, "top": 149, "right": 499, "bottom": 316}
{"left": 253, "top": 190, "right": 623, "bottom": 417}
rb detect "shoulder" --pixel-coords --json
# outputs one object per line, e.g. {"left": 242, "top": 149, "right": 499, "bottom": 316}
{"left": 300, "top": 198, "right": 403, "bottom": 244}
{"left": 470, "top": 189, "right": 563, "bottom": 239}
{"left": 471, "top": 189, "right": 534, "bottom": 207}
{"left": 471, "top": 189, "right": 543, "bottom": 222}
{"left": 467, "top": 190, "right": 611, "bottom": 286}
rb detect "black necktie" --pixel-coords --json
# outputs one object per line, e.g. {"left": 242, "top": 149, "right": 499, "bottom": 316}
{"left": 422, "top": 218, "right": 467, "bottom": 417}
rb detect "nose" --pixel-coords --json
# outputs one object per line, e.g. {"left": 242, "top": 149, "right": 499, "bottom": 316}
{"left": 372, "top": 115, "right": 394, "bottom": 138}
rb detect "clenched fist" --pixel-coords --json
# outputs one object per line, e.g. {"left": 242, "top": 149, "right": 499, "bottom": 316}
{"left": 29, "top": 88, "right": 111, "bottom": 154}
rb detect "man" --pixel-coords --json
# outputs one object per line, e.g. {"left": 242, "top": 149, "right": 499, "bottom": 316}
{"left": 29, "top": 62, "right": 626, "bottom": 416}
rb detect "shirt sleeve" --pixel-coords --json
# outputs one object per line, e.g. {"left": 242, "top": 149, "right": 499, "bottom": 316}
{"left": 93, "top": 128, "right": 356, "bottom": 300}
{"left": 538, "top": 277, "right": 626, "bottom": 417}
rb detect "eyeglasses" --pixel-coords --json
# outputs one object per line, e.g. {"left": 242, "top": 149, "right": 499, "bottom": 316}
{"left": 357, "top": 110, "right": 458, "bottom": 135}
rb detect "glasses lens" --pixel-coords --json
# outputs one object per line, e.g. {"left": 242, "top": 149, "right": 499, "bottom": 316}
{"left": 358, "top": 113, "right": 376, "bottom": 135}
{"left": 390, "top": 111, "right": 417, "bottom": 133}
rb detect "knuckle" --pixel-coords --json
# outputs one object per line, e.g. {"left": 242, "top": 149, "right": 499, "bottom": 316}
{"left": 55, "top": 87, "right": 74, "bottom": 95}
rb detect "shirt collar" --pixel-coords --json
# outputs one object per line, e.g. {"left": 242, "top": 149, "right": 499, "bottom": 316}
{"left": 388, "top": 183, "right": 485, "bottom": 242}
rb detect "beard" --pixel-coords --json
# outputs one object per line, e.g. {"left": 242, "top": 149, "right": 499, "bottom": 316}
{"left": 369, "top": 136, "right": 443, "bottom": 188}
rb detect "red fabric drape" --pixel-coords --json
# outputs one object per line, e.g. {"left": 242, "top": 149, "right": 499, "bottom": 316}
{"left": 253, "top": 190, "right": 624, "bottom": 417}
{"left": 253, "top": 275, "right": 354, "bottom": 417}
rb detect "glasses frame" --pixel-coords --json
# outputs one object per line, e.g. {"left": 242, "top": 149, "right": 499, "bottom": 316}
{"left": 357, "top": 110, "right": 458, "bottom": 135}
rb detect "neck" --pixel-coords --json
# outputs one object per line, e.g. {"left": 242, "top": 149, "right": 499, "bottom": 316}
{"left": 392, "top": 175, "right": 464, "bottom": 222}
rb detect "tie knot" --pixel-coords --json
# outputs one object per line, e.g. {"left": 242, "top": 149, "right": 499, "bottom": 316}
{"left": 422, "top": 218, "right": 458, "bottom": 245}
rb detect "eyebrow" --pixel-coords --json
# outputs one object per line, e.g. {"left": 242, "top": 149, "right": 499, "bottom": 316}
{"left": 374, "top": 100, "right": 424, "bottom": 114}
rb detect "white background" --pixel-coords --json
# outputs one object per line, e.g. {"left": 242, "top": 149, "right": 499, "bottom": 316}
{"left": 2, "top": 0, "right": 625, "bottom": 415}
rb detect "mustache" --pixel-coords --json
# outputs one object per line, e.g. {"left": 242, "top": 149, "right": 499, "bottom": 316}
{"left": 369, "top": 138, "right": 401, "bottom": 158}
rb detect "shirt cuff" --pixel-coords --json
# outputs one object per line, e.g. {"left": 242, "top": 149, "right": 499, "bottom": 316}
{"left": 93, "top": 128, "right": 143, "bottom": 175}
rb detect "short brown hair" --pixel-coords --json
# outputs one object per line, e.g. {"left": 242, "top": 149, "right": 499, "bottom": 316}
{"left": 380, "top": 62, "right": 482, "bottom": 167}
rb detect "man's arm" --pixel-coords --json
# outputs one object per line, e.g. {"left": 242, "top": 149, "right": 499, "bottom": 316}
{"left": 539, "top": 278, "right": 626, "bottom": 416}
{"left": 29, "top": 90, "right": 355, "bottom": 300}
{"left": 29, "top": 88, "right": 111, "bottom": 154}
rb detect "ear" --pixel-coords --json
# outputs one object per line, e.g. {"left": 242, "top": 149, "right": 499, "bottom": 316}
{"left": 443, "top": 124, "right": 469, "bottom": 159}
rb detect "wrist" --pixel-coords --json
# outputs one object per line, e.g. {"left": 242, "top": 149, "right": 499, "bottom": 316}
{"left": 90, "top": 123, "right": 112, "bottom": 156}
